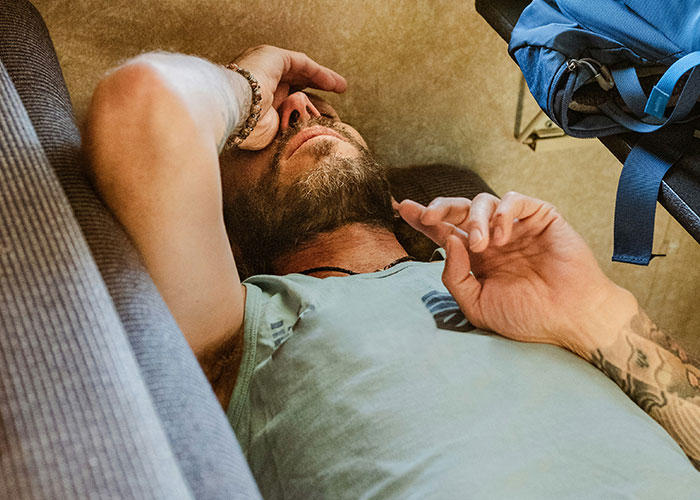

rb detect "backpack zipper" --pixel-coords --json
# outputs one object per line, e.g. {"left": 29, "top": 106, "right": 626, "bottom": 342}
{"left": 567, "top": 58, "right": 615, "bottom": 90}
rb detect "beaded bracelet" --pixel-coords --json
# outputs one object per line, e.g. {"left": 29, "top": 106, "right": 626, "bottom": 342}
{"left": 225, "top": 62, "right": 263, "bottom": 148}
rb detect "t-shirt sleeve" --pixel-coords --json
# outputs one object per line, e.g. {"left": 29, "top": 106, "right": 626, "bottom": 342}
{"left": 227, "top": 278, "right": 308, "bottom": 449}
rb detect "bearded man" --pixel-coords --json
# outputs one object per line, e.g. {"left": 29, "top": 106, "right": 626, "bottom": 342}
{"left": 85, "top": 45, "right": 700, "bottom": 499}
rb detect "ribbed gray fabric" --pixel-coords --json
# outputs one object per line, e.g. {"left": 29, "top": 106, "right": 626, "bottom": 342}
{"left": 0, "top": 60, "right": 193, "bottom": 500}
{"left": 0, "top": 1, "right": 261, "bottom": 498}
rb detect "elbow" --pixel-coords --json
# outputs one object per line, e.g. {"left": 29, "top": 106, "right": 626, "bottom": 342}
{"left": 83, "top": 62, "right": 179, "bottom": 183}
{"left": 85, "top": 63, "right": 168, "bottom": 148}
{"left": 83, "top": 59, "right": 214, "bottom": 209}
{"left": 89, "top": 62, "right": 166, "bottom": 118}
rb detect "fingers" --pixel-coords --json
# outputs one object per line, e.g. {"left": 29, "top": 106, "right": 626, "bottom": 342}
{"left": 407, "top": 193, "right": 498, "bottom": 252}
{"left": 421, "top": 197, "right": 471, "bottom": 227}
{"left": 282, "top": 49, "right": 347, "bottom": 93}
{"left": 272, "top": 82, "right": 290, "bottom": 109}
{"left": 400, "top": 192, "right": 559, "bottom": 252}
{"left": 397, "top": 198, "right": 424, "bottom": 228}
{"left": 397, "top": 199, "right": 469, "bottom": 248}
{"left": 398, "top": 199, "right": 443, "bottom": 242}
{"left": 442, "top": 235, "right": 482, "bottom": 317}
{"left": 232, "top": 45, "right": 346, "bottom": 147}
{"left": 460, "top": 193, "right": 499, "bottom": 252}
{"left": 497, "top": 191, "right": 556, "bottom": 227}
{"left": 235, "top": 45, "right": 346, "bottom": 107}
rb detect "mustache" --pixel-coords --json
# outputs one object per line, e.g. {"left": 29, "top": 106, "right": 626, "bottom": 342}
{"left": 273, "top": 116, "right": 357, "bottom": 156}
{"left": 266, "top": 117, "right": 364, "bottom": 177}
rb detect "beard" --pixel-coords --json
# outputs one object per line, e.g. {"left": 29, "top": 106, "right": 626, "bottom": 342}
{"left": 223, "top": 127, "right": 395, "bottom": 280}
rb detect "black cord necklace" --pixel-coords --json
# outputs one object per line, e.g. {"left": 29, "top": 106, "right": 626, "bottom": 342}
{"left": 299, "top": 255, "right": 415, "bottom": 276}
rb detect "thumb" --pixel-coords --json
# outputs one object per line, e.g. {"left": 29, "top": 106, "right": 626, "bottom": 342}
{"left": 442, "top": 235, "right": 482, "bottom": 317}
{"left": 273, "top": 82, "right": 290, "bottom": 109}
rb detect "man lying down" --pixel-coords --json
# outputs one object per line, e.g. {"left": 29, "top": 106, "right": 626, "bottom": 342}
{"left": 85, "top": 45, "right": 700, "bottom": 498}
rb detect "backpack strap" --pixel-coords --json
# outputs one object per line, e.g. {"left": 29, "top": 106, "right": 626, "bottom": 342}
{"left": 611, "top": 66, "right": 647, "bottom": 117}
{"left": 601, "top": 58, "right": 700, "bottom": 264}
{"left": 599, "top": 65, "right": 700, "bottom": 133}
{"left": 646, "top": 51, "right": 700, "bottom": 118}
{"left": 599, "top": 50, "right": 700, "bottom": 134}
{"left": 612, "top": 124, "right": 693, "bottom": 265}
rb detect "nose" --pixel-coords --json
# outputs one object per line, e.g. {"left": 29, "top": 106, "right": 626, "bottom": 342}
{"left": 279, "top": 91, "right": 321, "bottom": 130}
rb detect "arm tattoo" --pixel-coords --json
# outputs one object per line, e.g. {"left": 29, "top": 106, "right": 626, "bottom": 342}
{"left": 590, "top": 349, "right": 668, "bottom": 414}
{"left": 586, "top": 307, "right": 700, "bottom": 470}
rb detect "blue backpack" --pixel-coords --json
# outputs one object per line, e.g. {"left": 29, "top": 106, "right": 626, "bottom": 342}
{"left": 508, "top": 0, "right": 700, "bottom": 265}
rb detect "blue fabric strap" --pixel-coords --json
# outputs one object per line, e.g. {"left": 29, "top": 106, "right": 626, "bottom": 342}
{"left": 612, "top": 67, "right": 647, "bottom": 117}
{"left": 599, "top": 66, "right": 700, "bottom": 132}
{"left": 604, "top": 61, "right": 700, "bottom": 264}
{"left": 612, "top": 126, "right": 691, "bottom": 265}
{"left": 646, "top": 51, "right": 700, "bottom": 118}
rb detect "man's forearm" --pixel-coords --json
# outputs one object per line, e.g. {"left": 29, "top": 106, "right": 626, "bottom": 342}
{"left": 85, "top": 51, "right": 252, "bottom": 355}
{"left": 578, "top": 306, "right": 700, "bottom": 469}
{"left": 119, "top": 51, "right": 250, "bottom": 151}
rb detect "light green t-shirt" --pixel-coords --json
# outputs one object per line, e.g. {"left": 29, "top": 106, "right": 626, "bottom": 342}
{"left": 228, "top": 261, "right": 699, "bottom": 499}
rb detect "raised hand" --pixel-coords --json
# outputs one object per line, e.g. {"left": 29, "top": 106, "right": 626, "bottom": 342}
{"left": 232, "top": 45, "right": 347, "bottom": 150}
{"left": 397, "top": 192, "right": 637, "bottom": 353}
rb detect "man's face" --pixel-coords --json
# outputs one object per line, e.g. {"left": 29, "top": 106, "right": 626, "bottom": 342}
{"left": 221, "top": 93, "right": 395, "bottom": 278}
{"left": 221, "top": 93, "right": 369, "bottom": 191}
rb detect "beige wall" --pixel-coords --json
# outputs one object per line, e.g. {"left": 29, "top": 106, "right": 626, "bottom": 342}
{"left": 34, "top": 0, "right": 700, "bottom": 352}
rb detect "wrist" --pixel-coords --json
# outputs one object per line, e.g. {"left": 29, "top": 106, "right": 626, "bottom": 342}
{"left": 221, "top": 63, "right": 263, "bottom": 150}
{"left": 219, "top": 66, "right": 253, "bottom": 151}
{"left": 561, "top": 284, "right": 639, "bottom": 361}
